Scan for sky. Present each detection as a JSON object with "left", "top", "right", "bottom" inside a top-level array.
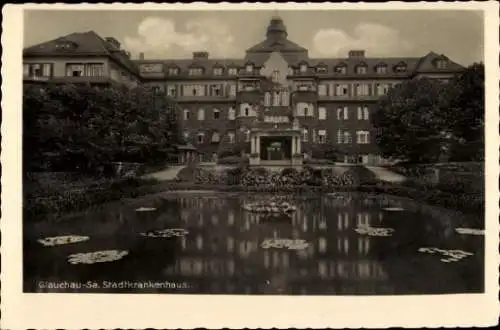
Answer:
[{"left": 23, "top": 9, "right": 484, "bottom": 65}]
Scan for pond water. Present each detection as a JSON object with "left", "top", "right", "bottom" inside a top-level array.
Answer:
[{"left": 24, "top": 192, "right": 484, "bottom": 295}]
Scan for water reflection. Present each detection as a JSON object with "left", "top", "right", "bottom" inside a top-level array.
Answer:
[{"left": 24, "top": 192, "right": 484, "bottom": 295}]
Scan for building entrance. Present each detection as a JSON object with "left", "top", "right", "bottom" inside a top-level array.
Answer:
[{"left": 260, "top": 136, "right": 292, "bottom": 161}]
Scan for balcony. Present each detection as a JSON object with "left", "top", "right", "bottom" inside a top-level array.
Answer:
[
  {"left": 317, "top": 94, "right": 380, "bottom": 102},
  {"left": 175, "top": 94, "right": 237, "bottom": 103}
]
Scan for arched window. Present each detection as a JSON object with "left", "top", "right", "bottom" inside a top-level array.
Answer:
[
  {"left": 197, "top": 132, "right": 205, "bottom": 144},
  {"left": 264, "top": 92, "right": 271, "bottom": 106},
  {"left": 273, "top": 91, "right": 280, "bottom": 106},
  {"left": 281, "top": 89, "right": 289, "bottom": 106},
  {"left": 213, "top": 108, "right": 220, "bottom": 120}
]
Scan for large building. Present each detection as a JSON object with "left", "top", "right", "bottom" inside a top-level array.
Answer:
[{"left": 23, "top": 16, "right": 464, "bottom": 165}]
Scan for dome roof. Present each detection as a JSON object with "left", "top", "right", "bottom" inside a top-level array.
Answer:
[{"left": 266, "top": 16, "right": 287, "bottom": 39}]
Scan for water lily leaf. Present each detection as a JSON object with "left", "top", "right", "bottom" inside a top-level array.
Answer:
[
  {"left": 455, "top": 227, "right": 484, "bottom": 236},
  {"left": 355, "top": 226, "right": 394, "bottom": 237},
  {"left": 261, "top": 238, "right": 310, "bottom": 250},
  {"left": 68, "top": 250, "right": 128, "bottom": 264},
  {"left": 135, "top": 207, "right": 157, "bottom": 212},
  {"left": 382, "top": 207, "right": 404, "bottom": 211},
  {"left": 418, "top": 247, "right": 473, "bottom": 263},
  {"left": 38, "top": 235, "right": 90, "bottom": 247},
  {"left": 140, "top": 228, "right": 189, "bottom": 238}
]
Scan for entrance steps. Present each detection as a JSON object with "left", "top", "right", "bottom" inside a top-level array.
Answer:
[{"left": 365, "top": 166, "right": 407, "bottom": 183}]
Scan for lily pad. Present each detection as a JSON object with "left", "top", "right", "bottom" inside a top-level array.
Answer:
[
  {"left": 135, "top": 207, "right": 157, "bottom": 212},
  {"left": 261, "top": 238, "right": 310, "bottom": 250},
  {"left": 140, "top": 228, "right": 189, "bottom": 238},
  {"left": 455, "top": 227, "right": 485, "bottom": 236},
  {"left": 38, "top": 235, "right": 90, "bottom": 247},
  {"left": 68, "top": 250, "right": 129, "bottom": 264},
  {"left": 382, "top": 207, "right": 404, "bottom": 211},
  {"left": 418, "top": 247, "right": 473, "bottom": 263},
  {"left": 355, "top": 226, "right": 394, "bottom": 237}
]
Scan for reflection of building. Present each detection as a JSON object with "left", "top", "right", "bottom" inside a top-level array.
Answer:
[
  {"left": 162, "top": 194, "right": 392, "bottom": 294},
  {"left": 23, "top": 16, "right": 464, "bottom": 165}
]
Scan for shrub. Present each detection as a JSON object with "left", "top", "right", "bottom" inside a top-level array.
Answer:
[
  {"left": 343, "top": 166, "right": 378, "bottom": 185},
  {"left": 218, "top": 155, "right": 249, "bottom": 165}
]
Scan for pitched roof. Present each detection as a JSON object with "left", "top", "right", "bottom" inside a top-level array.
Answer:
[
  {"left": 23, "top": 31, "right": 139, "bottom": 76},
  {"left": 245, "top": 38, "right": 308, "bottom": 54},
  {"left": 414, "top": 51, "right": 464, "bottom": 73}
]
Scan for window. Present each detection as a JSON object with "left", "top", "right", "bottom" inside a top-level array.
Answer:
[
  {"left": 302, "top": 128, "right": 309, "bottom": 142},
  {"left": 318, "top": 84, "right": 328, "bottom": 96},
  {"left": 281, "top": 89, "right": 289, "bottom": 106},
  {"left": 212, "top": 132, "right": 220, "bottom": 143},
  {"left": 300, "top": 64, "right": 307, "bottom": 73},
  {"left": 167, "top": 85, "right": 177, "bottom": 97},
  {"left": 85, "top": 63, "right": 104, "bottom": 76},
  {"left": 228, "top": 107, "right": 236, "bottom": 120},
  {"left": 228, "top": 132, "right": 235, "bottom": 144},
  {"left": 183, "top": 109, "right": 190, "bottom": 120},
  {"left": 355, "top": 83, "right": 370, "bottom": 96},
  {"left": 189, "top": 68, "right": 203, "bottom": 76},
  {"left": 244, "top": 129, "right": 251, "bottom": 142},
  {"left": 183, "top": 84, "right": 205, "bottom": 97},
  {"left": 272, "top": 70, "right": 280, "bottom": 82},
  {"left": 210, "top": 84, "right": 222, "bottom": 96},
  {"left": 357, "top": 106, "right": 369, "bottom": 120},
  {"left": 318, "top": 130, "right": 327, "bottom": 144},
  {"left": 436, "top": 59, "right": 448, "bottom": 69},
  {"left": 318, "top": 107, "right": 326, "bottom": 120},
  {"left": 316, "top": 66, "right": 328, "bottom": 74},
  {"left": 273, "top": 91, "right": 280, "bottom": 106},
  {"left": 245, "top": 64, "right": 253, "bottom": 73},
  {"left": 264, "top": 92, "right": 271, "bottom": 106},
  {"left": 168, "top": 67, "right": 179, "bottom": 75},
  {"left": 335, "top": 65, "right": 347, "bottom": 74},
  {"left": 336, "top": 106, "right": 348, "bottom": 120},
  {"left": 66, "top": 64, "right": 84, "bottom": 77},
  {"left": 356, "top": 131, "right": 370, "bottom": 144},
  {"left": 213, "top": 67, "right": 224, "bottom": 76},
  {"left": 356, "top": 66, "right": 367, "bottom": 74},
  {"left": 244, "top": 107, "right": 250, "bottom": 117},
  {"left": 337, "top": 130, "right": 352, "bottom": 144},
  {"left": 376, "top": 65, "right": 387, "bottom": 74},
  {"left": 335, "top": 84, "right": 349, "bottom": 96},
  {"left": 375, "top": 83, "right": 390, "bottom": 96},
  {"left": 197, "top": 132, "right": 205, "bottom": 144},
  {"left": 183, "top": 131, "right": 190, "bottom": 140},
  {"left": 197, "top": 108, "right": 205, "bottom": 121},
  {"left": 344, "top": 131, "right": 352, "bottom": 143},
  {"left": 228, "top": 84, "right": 237, "bottom": 96},
  {"left": 228, "top": 68, "right": 238, "bottom": 75},
  {"left": 394, "top": 64, "right": 407, "bottom": 73},
  {"left": 213, "top": 108, "right": 220, "bottom": 120},
  {"left": 151, "top": 86, "right": 160, "bottom": 94}
]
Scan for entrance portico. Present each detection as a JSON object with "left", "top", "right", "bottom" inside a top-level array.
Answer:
[{"left": 249, "top": 127, "right": 303, "bottom": 166}]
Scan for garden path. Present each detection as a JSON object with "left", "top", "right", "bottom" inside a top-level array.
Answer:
[
  {"left": 365, "top": 166, "right": 407, "bottom": 183},
  {"left": 142, "top": 165, "right": 186, "bottom": 181}
]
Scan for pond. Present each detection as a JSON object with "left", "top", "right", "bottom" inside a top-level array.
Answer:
[{"left": 23, "top": 191, "right": 484, "bottom": 295}]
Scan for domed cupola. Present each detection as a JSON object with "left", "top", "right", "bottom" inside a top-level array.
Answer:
[{"left": 266, "top": 16, "right": 288, "bottom": 40}]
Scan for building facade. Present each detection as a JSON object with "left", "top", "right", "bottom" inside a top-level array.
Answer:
[{"left": 23, "top": 16, "right": 464, "bottom": 165}]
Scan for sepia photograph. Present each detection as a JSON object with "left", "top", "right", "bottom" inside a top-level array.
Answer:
[{"left": 2, "top": 2, "right": 499, "bottom": 329}]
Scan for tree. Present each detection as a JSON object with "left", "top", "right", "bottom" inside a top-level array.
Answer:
[
  {"left": 440, "top": 63, "right": 484, "bottom": 161},
  {"left": 372, "top": 78, "right": 449, "bottom": 163},
  {"left": 23, "top": 83, "right": 182, "bottom": 174}
]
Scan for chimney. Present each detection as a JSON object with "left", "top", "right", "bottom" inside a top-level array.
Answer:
[
  {"left": 105, "top": 37, "right": 121, "bottom": 49},
  {"left": 139, "top": 52, "right": 145, "bottom": 60},
  {"left": 193, "top": 51, "right": 209, "bottom": 60},
  {"left": 348, "top": 50, "right": 365, "bottom": 58}
]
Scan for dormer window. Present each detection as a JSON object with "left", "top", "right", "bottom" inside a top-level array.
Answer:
[
  {"left": 189, "top": 67, "right": 204, "bottom": 76},
  {"left": 334, "top": 65, "right": 347, "bottom": 74},
  {"left": 375, "top": 64, "right": 387, "bottom": 74},
  {"left": 168, "top": 67, "right": 179, "bottom": 76},
  {"left": 355, "top": 65, "right": 367, "bottom": 74},
  {"left": 213, "top": 67, "right": 224, "bottom": 76},
  {"left": 316, "top": 66, "right": 328, "bottom": 74},
  {"left": 299, "top": 64, "right": 308, "bottom": 73},
  {"left": 436, "top": 59, "right": 448, "bottom": 69},
  {"left": 245, "top": 64, "right": 254, "bottom": 73},
  {"left": 394, "top": 63, "right": 407, "bottom": 73},
  {"left": 55, "top": 41, "right": 76, "bottom": 51},
  {"left": 228, "top": 67, "right": 238, "bottom": 75}
]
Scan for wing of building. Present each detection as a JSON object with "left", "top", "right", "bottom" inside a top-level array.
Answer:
[{"left": 23, "top": 16, "right": 464, "bottom": 166}]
